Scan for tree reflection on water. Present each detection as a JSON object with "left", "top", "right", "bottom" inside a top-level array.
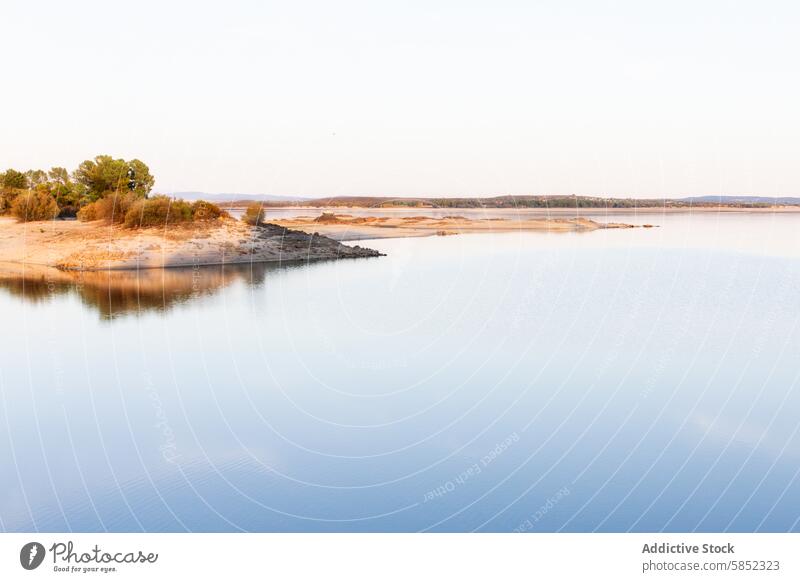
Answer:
[{"left": 0, "top": 261, "right": 297, "bottom": 319}]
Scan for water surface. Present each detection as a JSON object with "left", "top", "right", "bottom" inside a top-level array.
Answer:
[{"left": 1, "top": 211, "right": 799, "bottom": 532}]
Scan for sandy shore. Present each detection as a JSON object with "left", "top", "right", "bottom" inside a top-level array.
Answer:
[
  {"left": 0, "top": 210, "right": 645, "bottom": 270},
  {"left": 0, "top": 217, "right": 382, "bottom": 271},
  {"left": 271, "top": 213, "right": 646, "bottom": 241}
]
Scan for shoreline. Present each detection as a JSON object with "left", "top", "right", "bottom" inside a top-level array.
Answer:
[
  {"left": 0, "top": 217, "right": 382, "bottom": 271},
  {"left": 270, "top": 213, "right": 646, "bottom": 241},
  {"left": 3, "top": 203, "right": 793, "bottom": 270},
  {"left": 0, "top": 212, "right": 645, "bottom": 271},
  {"left": 253, "top": 205, "right": 800, "bottom": 215}
]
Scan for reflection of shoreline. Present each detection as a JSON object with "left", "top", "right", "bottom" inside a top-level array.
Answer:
[{"left": 0, "top": 262, "right": 291, "bottom": 318}]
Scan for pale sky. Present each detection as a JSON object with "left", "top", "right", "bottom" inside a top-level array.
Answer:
[{"left": 2, "top": 1, "right": 799, "bottom": 198}]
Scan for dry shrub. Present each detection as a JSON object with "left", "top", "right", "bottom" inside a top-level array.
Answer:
[
  {"left": 191, "top": 200, "right": 228, "bottom": 220},
  {"left": 77, "top": 192, "right": 137, "bottom": 223},
  {"left": 78, "top": 195, "right": 229, "bottom": 228},
  {"left": 11, "top": 191, "right": 59, "bottom": 222},
  {"left": 123, "top": 196, "right": 193, "bottom": 228},
  {"left": 0, "top": 189, "right": 20, "bottom": 214},
  {"left": 76, "top": 203, "right": 98, "bottom": 221},
  {"left": 241, "top": 203, "right": 265, "bottom": 225}
]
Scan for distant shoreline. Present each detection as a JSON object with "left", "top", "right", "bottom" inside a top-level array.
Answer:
[
  {"left": 3, "top": 204, "right": 798, "bottom": 271},
  {"left": 270, "top": 213, "right": 647, "bottom": 241},
  {"left": 247, "top": 204, "right": 800, "bottom": 215}
]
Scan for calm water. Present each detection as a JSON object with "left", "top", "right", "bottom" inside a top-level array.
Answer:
[{"left": 1, "top": 211, "right": 799, "bottom": 532}]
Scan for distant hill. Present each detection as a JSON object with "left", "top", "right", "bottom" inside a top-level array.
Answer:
[
  {"left": 170, "top": 192, "right": 310, "bottom": 203},
  {"left": 681, "top": 195, "right": 800, "bottom": 205},
  {"left": 167, "top": 193, "right": 800, "bottom": 208},
  {"left": 288, "top": 194, "right": 800, "bottom": 208},
  {"left": 259, "top": 195, "right": 675, "bottom": 209}
]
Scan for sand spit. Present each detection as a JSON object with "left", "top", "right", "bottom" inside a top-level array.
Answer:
[
  {"left": 272, "top": 213, "right": 644, "bottom": 241},
  {"left": 0, "top": 217, "right": 383, "bottom": 271}
]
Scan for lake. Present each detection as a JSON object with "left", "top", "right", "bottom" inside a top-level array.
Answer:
[{"left": 1, "top": 210, "right": 799, "bottom": 532}]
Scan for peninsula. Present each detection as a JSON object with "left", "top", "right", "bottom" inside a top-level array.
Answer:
[
  {"left": 0, "top": 155, "right": 650, "bottom": 271},
  {"left": 0, "top": 216, "right": 382, "bottom": 270},
  {"left": 0, "top": 156, "right": 382, "bottom": 271}
]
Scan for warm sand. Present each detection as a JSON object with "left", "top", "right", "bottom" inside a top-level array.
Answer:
[
  {"left": 271, "top": 213, "right": 645, "bottom": 241},
  {"left": 0, "top": 217, "right": 382, "bottom": 271},
  {"left": 0, "top": 210, "right": 645, "bottom": 271}
]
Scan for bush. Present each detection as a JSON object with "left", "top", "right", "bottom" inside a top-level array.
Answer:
[
  {"left": 77, "top": 195, "right": 229, "bottom": 228},
  {"left": 242, "top": 203, "right": 265, "bottom": 225},
  {"left": 76, "top": 203, "right": 98, "bottom": 221},
  {"left": 11, "top": 191, "right": 59, "bottom": 222},
  {"left": 77, "top": 192, "right": 137, "bottom": 223},
  {"left": 123, "top": 196, "right": 193, "bottom": 228},
  {"left": 191, "top": 200, "right": 228, "bottom": 220},
  {"left": 0, "top": 188, "right": 20, "bottom": 215}
]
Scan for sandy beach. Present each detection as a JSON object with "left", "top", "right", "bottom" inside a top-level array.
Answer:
[
  {"left": 0, "top": 217, "right": 382, "bottom": 270},
  {"left": 0, "top": 211, "right": 644, "bottom": 270}
]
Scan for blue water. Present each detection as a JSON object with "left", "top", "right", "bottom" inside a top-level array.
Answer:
[{"left": 1, "top": 211, "right": 799, "bottom": 532}]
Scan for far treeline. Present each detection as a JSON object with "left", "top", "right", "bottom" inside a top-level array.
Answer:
[
  {"left": 0, "top": 155, "right": 257, "bottom": 228},
  {"left": 258, "top": 195, "right": 783, "bottom": 209}
]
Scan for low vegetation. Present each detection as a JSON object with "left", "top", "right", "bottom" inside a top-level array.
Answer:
[
  {"left": 77, "top": 192, "right": 137, "bottom": 223},
  {"left": 76, "top": 195, "right": 229, "bottom": 228},
  {"left": 10, "top": 190, "right": 59, "bottom": 222},
  {"left": 190, "top": 200, "right": 226, "bottom": 221},
  {"left": 241, "top": 203, "right": 265, "bottom": 225},
  {"left": 2, "top": 155, "right": 227, "bottom": 228},
  {"left": 1, "top": 155, "right": 155, "bottom": 222}
]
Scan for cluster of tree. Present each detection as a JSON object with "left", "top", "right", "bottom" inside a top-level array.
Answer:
[
  {"left": 260, "top": 195, "right": 684, "bottom": 209},
  {"left": 429, "top": 196, "right": 673, "bottom": 209},
  {"left": 0, "top": 155, "right": 155, "bottom": 221}
]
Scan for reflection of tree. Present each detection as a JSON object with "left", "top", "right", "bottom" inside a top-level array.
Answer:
[{"left": 0, "top": 261, "right": 292, "bottom": 319}]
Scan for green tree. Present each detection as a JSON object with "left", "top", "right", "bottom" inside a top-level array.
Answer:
[
  {"left": 73, "top": 155, "right": 154, "bottom": 200},
  {"left": 48, "top": 166, "right": 70, "bottom": 186},
  {"left": 126, "top": 159, "right": 155, "bottom": 197},
  {"left": 25, "top": 169, "right": 48, "bottom": 187},
  {"left": 1, "top": 168, "right": 28, "bottom": 189}
]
